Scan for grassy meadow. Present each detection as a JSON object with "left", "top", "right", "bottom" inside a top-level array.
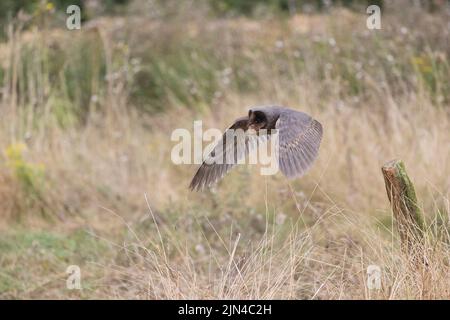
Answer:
[{"left": 0, "top": 0, "right": 449, "bottom": 299}]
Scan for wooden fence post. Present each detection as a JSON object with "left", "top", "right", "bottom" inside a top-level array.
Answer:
[{"left": 381, "top": 160, "right": 425, "bottom": 253}]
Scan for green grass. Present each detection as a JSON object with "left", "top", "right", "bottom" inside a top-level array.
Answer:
[{"left": 0, "top": 229, "right": 110, "bottom": 297}]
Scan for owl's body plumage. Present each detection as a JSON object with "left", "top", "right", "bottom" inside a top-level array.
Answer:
[{"left": 189, "top": 106, "right": 323, "bottom": 191}]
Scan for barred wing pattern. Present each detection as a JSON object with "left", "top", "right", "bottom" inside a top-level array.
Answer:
[
  {"left": 189, "top": 117, "right": 257, "bottom": 191},
  {"left": 275, "top": 110, "right": 323, "bottom": 178}
]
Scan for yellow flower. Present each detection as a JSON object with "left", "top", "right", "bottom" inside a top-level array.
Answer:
[
  {"left": 4, "top": 143, "right": 27, "bottom": 161},
  {"left": 46, "top": 2, "right": 54, "bottom": 11},
  {"left": 4, "top": 142, "right": 44, "bottom": 170},
  {"left": 411, "top": 56, "right": 432, "bottom": 74}
]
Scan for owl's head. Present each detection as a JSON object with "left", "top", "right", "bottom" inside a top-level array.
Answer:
[
  {"left": 248, "top": 109, "right": 267, "bottom": 131},
  {"left": 248, "top": 106, "right": 281, "bottom": 131}
]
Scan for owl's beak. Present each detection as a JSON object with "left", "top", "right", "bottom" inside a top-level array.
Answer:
[
  {"left": 247, "top": 109, "right": 265, "bottom": 132},
  {"left": 248, "top": 121, "right": 265, "bottom": 132}
]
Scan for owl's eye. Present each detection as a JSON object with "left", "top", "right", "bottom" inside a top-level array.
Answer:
[{"left": 253, "top": 112, "right": 265, "bottom": 123}]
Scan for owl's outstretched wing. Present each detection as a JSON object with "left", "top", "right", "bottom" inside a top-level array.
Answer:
[
  {"left": 189, "top": 117, "right": 256, "bottom": 191},
  {"left": 276, "top": 110, "right": 323, "bottom": 178}
]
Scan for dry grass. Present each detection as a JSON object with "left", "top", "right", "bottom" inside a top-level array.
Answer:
[{"left": 0, "top": 1, "right": 449, "bottom": 299}]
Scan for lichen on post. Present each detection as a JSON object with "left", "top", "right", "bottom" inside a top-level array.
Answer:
[{"left": 381, "top": 159, "right": 425, "bottom": 253}]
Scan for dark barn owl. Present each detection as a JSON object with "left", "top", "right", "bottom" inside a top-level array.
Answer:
[{"left": 189, "top": 106, "right": 323, "bottom": 191}]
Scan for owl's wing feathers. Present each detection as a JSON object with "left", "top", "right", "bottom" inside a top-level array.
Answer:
[
  {"left": 275, "top": 110, "right": 323, "bottom": 179},
  {"left": 189, "top": 109, "right": 323, "bottom": 191},
  {"left": 189, "top": 117, "right": 257, "bottom": 191}
]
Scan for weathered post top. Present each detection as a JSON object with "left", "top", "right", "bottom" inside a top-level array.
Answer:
[{"left": 381, "top": 159, "right": 425, "bottom": 252}]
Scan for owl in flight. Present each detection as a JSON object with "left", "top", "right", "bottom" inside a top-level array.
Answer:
[{"left": 189, "top": 106, "right": 323, "bottom": 191}]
